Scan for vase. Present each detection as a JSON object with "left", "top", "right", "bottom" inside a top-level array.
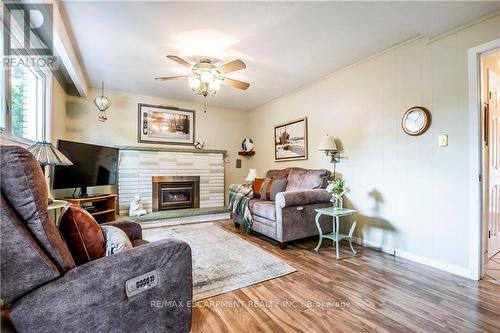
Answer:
[{"left": 331, "top": 194, "right": 343, "bottom": 210}]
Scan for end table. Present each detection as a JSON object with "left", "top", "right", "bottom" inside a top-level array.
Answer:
[
  {"left": 48, "top": 199, "right": 68, "bottom": 225},
  {"left": 314, "top": 207, "right": 357, "bottom": 259}
]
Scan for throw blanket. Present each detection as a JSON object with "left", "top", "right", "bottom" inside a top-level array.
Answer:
[{"left": 228, "top": 184, "right": 253, "bottom": 232}]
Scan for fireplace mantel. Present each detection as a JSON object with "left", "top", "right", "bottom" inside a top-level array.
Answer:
[{"left": 118, "top": 146, "right": 226, "bottom": 155}]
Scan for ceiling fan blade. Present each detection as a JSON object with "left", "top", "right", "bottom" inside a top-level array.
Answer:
[
  {"left": 166, "top": 55, "right": 193, "bottom": 68},
  {"left": 217, "top": 59, "right": 246, "bottom": 74},
  {"left": 222, "top": 77, "right": 250, "bottom": 90},
  {"left": 155, "top": 75, "right": 188, "bottom": 81}
]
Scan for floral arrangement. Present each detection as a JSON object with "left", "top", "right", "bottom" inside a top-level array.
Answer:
[{"left": 326, "top": 178, "right": 349, "bottom": 209}]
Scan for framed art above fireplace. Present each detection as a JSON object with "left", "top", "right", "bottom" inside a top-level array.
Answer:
[{"left": 138, "top": 104, "right": 195, "bottom": 145}]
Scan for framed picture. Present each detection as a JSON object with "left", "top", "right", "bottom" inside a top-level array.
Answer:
[
  {"left": 138, "top": 104, "right": 195, "bottom": 145},
  {"left": 274, "top": 117, "right": 308, "bottom": 161}
]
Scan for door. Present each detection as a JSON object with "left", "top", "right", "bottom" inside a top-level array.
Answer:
[{"left": 487, "top": 69, "right": 500, "bottom": 258}]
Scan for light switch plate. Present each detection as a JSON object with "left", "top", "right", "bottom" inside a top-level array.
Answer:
[{"left": 439, "top": 134, "right": 448, "bottom": 147}]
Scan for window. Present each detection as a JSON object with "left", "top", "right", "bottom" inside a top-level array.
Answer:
[
  {"left": 1, "top": 23, "right": 5, "bottom": 131},
  {"left": 1, "top": 5, "right": 50, "bottom": 143},
  {"left": 10, "top": 63, "right": 45, "bottom": 142}
]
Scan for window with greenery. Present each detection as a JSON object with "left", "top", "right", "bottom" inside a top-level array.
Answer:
[
  {"left": 10, "top": 65, "right": 44, "bottom": 142},
  {"left": 2, "top": 8, "right": 49, "bottom": 143}
]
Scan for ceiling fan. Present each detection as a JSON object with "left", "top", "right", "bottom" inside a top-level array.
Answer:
[{"left": 155, "top": 55, "right": 250, "bottom": 99}]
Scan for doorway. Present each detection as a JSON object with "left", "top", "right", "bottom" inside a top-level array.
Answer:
[{"left": 481, "top": 50, "right": 500, "bottom": 283}]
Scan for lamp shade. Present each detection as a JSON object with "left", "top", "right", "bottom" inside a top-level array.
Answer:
[
  {"left": 245, "top": 168, "right": 259, "bottom": 182},
  {"left": 317, "top": 135, "right": 337, "bottom": 152},
  {"left": 27, "top": 141, "right": 73, "bottom": 166}
]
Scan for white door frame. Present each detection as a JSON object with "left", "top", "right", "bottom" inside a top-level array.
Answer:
[{"left": 468, "top": 38, "right": 500, "bottom": 280}]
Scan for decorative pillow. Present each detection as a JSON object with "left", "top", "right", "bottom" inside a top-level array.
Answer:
[
  {"left": 260, "top": 178, "right": 288, "bottom": 201},
  {"left": 101, "top": 226, "right": 133, "bottom": 256},
  {"left": 59, "top": 204, "right": 106, "bottom": 266},
  {"left": 252, "top": 178, "right": 266, "bottom": 198}
]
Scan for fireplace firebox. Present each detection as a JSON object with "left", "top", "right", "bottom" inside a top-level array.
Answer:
[{"left": 152, "top": 176, "right": 200, "bottom": 211}]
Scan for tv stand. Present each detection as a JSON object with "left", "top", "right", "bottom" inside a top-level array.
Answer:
[
  {"left": 63, "top": 194, "right": 117, "bottom": 224},
  {"left": 69, "top": 193, "right": 105, "bottom": 199}
]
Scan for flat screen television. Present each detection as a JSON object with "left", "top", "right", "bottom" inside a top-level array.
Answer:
[{"left": 53, "top": 140, "right": 119, "bottom": 197}]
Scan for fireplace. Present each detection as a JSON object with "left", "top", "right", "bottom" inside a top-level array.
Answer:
[{"left": 152, "top": 176, "right": 200, "bottom": 211}]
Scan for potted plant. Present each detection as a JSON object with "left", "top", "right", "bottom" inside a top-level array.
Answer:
[{"left": 326, "top": 178, "right": 349, "bottom": 210}]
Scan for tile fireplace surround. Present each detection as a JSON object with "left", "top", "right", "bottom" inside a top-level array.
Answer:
[{"left": 118, "top": 148, "right": 225, "bottom": 215}]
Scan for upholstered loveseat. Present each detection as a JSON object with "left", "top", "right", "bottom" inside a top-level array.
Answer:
[
  {"left": 233, "top": 167, "right": 334, "bottom": 248},
  {"left": 0, "top": 146, "right": 192, "bottom": 332}
]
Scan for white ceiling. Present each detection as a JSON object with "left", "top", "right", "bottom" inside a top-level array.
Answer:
[{"left": 61, "top": 1, "right": 499, "bottom": 111}]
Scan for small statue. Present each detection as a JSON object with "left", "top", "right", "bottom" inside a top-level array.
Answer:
[
  {"left": 129, "top": 194, "right": 147, "bottom": 216},
  {"left": 194, "top": 141, "right": 205, "bottom": 149}
]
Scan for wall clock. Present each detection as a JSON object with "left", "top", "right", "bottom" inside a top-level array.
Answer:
[{"left": 401, "top": 106, "right": 431, "bottom": 136}]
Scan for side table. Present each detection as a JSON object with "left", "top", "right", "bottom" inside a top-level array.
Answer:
[
  {"left": 48, "top": 199, "right": 68, "bottom": 225},
  {"left": 314, "top": 207, "right": 357, "bottom": 259}
]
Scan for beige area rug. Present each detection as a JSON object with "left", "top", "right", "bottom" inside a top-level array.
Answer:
[{"left": 143, "top": 223, "right": 296, "bottom": 301}]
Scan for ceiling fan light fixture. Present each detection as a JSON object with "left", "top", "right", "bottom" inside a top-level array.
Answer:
[
  {"left": 158, "top": 55, "right": 250, "bottom": 104},
  {"left": 188, "top": 77, "right": 201, "bottom": 89},
  {"left": 209, "top": 79, "right": 221, "bottom": 91},
  {"left": 200, "top": 71, "right": 214, "bottom": 83}
]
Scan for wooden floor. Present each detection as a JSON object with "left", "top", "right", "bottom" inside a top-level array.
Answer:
[{"left": 191, "top": 220, "right": 500, "bottom": 333}]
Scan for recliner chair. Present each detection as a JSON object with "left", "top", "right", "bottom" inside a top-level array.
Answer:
[{"left": 0, "top": 146, "right": 193, "bottom": 332}]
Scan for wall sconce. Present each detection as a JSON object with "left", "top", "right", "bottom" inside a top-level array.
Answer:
[
  {"left": 318, "top": 134, "right": 341, "bottom": 178},
  {"left": 318, "top": 135, "right": 340, "bottom": 162}
]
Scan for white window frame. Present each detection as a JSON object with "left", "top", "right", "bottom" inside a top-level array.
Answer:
[{"left": 1, "top": 5, "right": 52, "bottom": 146}]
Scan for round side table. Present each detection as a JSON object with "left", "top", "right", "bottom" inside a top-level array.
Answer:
[{"left": 48, "top": 199, "right": 68, "bottom": 225}]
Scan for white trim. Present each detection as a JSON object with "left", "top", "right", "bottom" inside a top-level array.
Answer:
[
  {"left": 0, "top": 132, "right": 31, "bottom": 148},
  {"left": 45, "top": 73, "right": 53, "bottom": 142},
  {"left": 352, "top": 237, "right": 472, "bottom": 279},
  {"left": 468, "top": 38, "right": 500, "bottom": 281}
]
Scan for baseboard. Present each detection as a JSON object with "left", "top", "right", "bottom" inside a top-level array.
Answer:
[{"left": 352, "top": 237, "right": 473, "bottom": 279}]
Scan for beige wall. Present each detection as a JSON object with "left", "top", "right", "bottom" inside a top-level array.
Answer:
[
  {"left": 51, "top": 77, "right": 67, "bottom": 145},
  {"left": 52, "top": 88, "right": 251, "bottom": 200},
  {"left": 247, "top": 15, "right": 500, "bottom": 275}
]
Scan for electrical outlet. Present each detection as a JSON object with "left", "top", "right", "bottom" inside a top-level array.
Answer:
[{"left": 439, "top": 134, "right": 448, "bottom": 147}]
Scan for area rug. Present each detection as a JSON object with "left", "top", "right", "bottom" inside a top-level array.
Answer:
[{"left": 143, "top": 223, "right": 296, "bottom": 301}]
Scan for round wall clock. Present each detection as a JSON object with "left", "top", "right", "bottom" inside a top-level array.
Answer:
[
  {"left": 241, "top": 138, "right": 254, "bottom": 152},
  {"left": 401, "top": 106, "right": 431, "bottom": 136}
]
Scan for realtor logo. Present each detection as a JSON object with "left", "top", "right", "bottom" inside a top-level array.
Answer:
[{"left": 3, "top": 2, "right": 58, "bottom": 68}]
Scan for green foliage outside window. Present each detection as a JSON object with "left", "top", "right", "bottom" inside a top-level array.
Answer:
[{"left": 11, "top": 66, "right": 24, "bottom": 137}]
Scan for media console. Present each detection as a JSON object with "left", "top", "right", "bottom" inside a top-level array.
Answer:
[{"left": 63, "top": 194, "right": 117, "bottom": 223}]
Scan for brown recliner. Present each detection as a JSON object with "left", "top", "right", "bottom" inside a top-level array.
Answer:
[{"left": 0, "top": 146, "right": 192, "bottom": 333}]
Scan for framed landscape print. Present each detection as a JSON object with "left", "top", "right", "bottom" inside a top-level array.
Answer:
[
  {"left": 138, "top": 104, "right": 195, "bottom": 145},
  {"left": 274, "top": 117, "right": 308, "bottom": 161}
]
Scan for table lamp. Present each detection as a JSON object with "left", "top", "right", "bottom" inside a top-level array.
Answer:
[
  {"left": 27, "top": 141, "right": 73, "bottom": 204},
  {"left": 245, "top": 168, "right": 259, "bottom": 183}
]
